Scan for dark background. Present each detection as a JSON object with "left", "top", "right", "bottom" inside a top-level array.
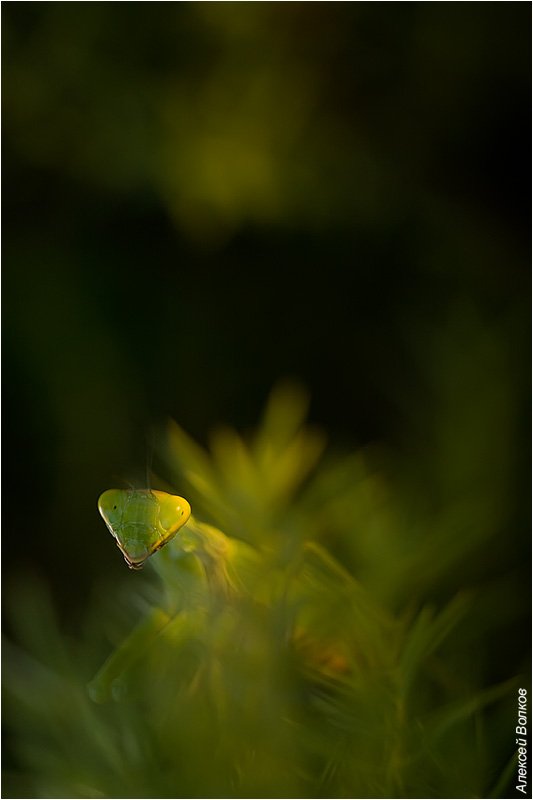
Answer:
[{"left": 2, "top": 3, "right": 530, "bottom": 626}]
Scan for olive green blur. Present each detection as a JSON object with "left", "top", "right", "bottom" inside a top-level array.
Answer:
[{"left": 2, "top": 4, "right": 530, "bottom": 799}]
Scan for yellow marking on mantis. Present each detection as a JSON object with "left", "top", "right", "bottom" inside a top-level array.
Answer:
[{"left": 98, "top": 489, "right": 191, "bottom": 570}]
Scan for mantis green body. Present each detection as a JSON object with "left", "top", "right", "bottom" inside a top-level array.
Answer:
[
  {"left": 92, "top": 488, "right": 262, "bottom": 701},
  {"left": 93, "top": 485, "right": 361, "bottom": 704}
]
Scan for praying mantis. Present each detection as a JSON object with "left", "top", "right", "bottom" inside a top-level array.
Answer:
[
  {"left": 92, "top": 486, "right": 375, "bottom": 703},
  {"left": 97, "top": 487, "right": 258, "bottom": 596},
  {"left": 91, "top": 488, "right": 268, "bottom": 701}
]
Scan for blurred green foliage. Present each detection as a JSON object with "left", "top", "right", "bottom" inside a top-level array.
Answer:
[
  {"left": 2, "top": 3, "right": 530, "bottom": 799},
  {"left": 3, "top": 385, "right": 529, "bottom": 798}
]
